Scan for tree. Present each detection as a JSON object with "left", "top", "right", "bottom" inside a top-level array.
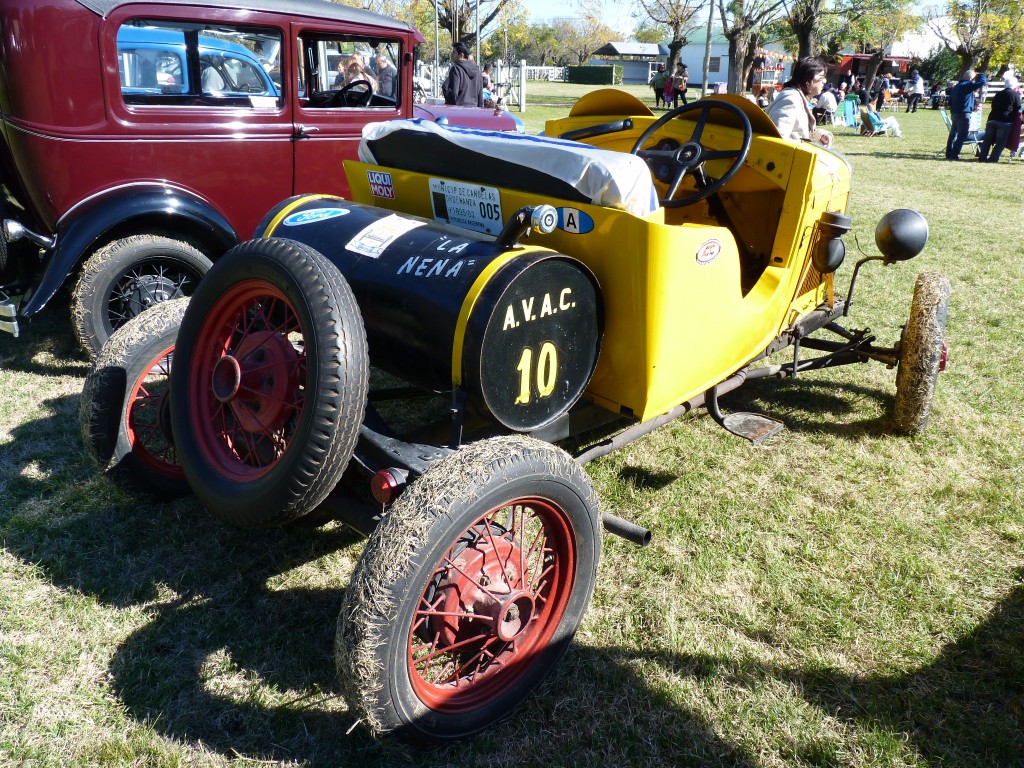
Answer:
[
  {"left": 717, "top": 0, "right": 787, "bottom": 93},
  {"left": 558, "top": 15, "right": 618, "bottom": 65},
  {"left": 634, "top": 22, "right": 670, "bottom": 43},
  {"left": 520, "top": 22, "right": 563, "bottom": 65},
  {"left": 927, "top": 0, "right": 1024, "bottom": 74},
  {"left": 846, "top": 0, "right": 920, "bottom": 89},
  {"left": 636, "top": 0, "right": 707, "bottom": 70}
]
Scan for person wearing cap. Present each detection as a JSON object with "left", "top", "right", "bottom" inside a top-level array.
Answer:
[
  {"left": 442, "top": 41, "right": 483, "bottom": 107},
  {"left": 905, "top": 70, "right": 925, "bottom": 112},
  {"left": 978, "top": 74, "right": 1023, "bottom": 162},
  {"left": 945, "top": 69, "right": 988, "bottom": 159}
]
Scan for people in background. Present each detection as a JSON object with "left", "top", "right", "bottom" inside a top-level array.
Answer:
[
  {"left": 813, "top": 85, "right": 837, "bottom": 124},
  {"left": 650, "top": 64, "right": 668, "bottom": 110},
  {"left": 978, "top": 74, "right": 1022, "bottom": 162},
  {"left": 442, "top": 41, "right": 483, "bottom": 107},
  {"left": 344, "top": 54, "right": 377, "bottom": 91},
  {"left": 371, "top": 51, "right": 397, "bottom": 98},
  {"left": 905, "top": 70, "right": 925, "bottom": 112},
  {"left": 875, "top": 74, "right": 890, "bottom": 111},
  {"left": 945, "top": 69, "right": 987, "bottom": 160},
  {"left": 854, "top": 77, "right": 870, "bottom": 108},
  {"left": 765, "top": 57, "right": 834, "bottom": 148},
  {"left": 756, "top": 85, "right": 772, "bottom": 108},
  {"left": 670, "top": 62, "right": 689, "bottom": 108}
]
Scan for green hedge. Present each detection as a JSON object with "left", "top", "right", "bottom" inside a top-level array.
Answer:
[{"left": 566, "top": 65, "right": 622, "bottom": 85}]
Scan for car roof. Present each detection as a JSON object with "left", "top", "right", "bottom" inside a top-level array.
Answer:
[{"left": 74, "top": 0, "right": 414, "bottom": 33}]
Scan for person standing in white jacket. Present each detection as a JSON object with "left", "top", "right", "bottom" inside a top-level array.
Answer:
[{"left": 765, "top": 57, "right": 834, "bottom": 148}]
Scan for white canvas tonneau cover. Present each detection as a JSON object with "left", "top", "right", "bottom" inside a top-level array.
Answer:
[{"left": 359, "top": 119, "right": 659, "bottom": 217}]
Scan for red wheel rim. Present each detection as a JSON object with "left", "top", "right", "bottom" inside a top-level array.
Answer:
[
  {"left": 188, "top": 280, "right": 306, "bottom": 481},
  {"left": 407, "top": 497, "right": 576, "bottom": 712},
  {"left": 126, "top": 343, "right": 184, "bottom": 480}
]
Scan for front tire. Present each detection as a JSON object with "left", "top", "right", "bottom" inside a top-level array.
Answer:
[
  {"left": 72, "top": 235, "right": 212, "bottom": 358},
  {"left": 80, "top": 298, "right": 190, "bottom": 498},
  {"left": 169, "top": 238, "right": 368, "bottom": 527},
  {"left": 337, "top": 435, "right": 602, "bottom": 742},
  {"left": 893, "top": 271, "right": 950, "bottom": 435}
]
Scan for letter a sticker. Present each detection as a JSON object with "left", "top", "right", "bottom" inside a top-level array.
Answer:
[{"left": 556, "top": 208, "right": 593, "bottom": 235}]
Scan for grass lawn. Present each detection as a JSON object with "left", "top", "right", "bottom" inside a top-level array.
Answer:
[{"left": 1, "top": 86, "right": 1022, "bottom": 768}]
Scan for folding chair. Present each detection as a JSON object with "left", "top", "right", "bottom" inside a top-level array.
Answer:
[
  {"left": 860, "top": 109, "right": 890, "bottom": 137},
  {"left": 842, "top": 97, "right": 859, "bottom": 131},
  {"left": 938, "top": 109, "right": 982, "bottom": 156}
]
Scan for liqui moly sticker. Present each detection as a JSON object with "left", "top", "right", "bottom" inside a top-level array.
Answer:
[
  {"left": 696, "top": 238, "right": 722, "bottom": 266},
  {"left": 367, "top": 170, "right": 395, "bottom": 199}
]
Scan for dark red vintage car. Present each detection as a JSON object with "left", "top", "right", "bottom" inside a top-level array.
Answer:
[{"left": 0, "top": 0, "right": 520, "bottom": 355}]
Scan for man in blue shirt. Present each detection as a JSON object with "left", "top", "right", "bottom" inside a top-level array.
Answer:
[{"left": 945, "top": 69, "right": 988, "bottom": 159}]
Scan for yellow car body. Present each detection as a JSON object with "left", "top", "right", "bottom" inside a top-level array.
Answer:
[{"left": 343, "top": 89, "right": 851, "bottom": 422}]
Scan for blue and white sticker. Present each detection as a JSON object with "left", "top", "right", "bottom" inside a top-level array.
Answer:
[
  {"left": 556, "top": 208, "right": 594, "bottom": 235},
  {"left": 282, "top": 207, "right": 349, "bottom": 226},
  {"left": 367, "top": 170, "right": 395, "bottom": 199}
]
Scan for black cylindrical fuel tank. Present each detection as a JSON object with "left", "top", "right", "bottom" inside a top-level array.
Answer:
[{"left": 256, "top": 195, "right": 602, "bottom": 432}]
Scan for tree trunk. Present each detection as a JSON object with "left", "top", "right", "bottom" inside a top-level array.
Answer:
[
  {"left": 725, "top": 32, "right": 750, "bottom": 93},
  {"left": 667, "top": 38, "right": 683, "bottom": 71},
  {"left": 790, "top": 10, "right": 815, "bottom": 60}
]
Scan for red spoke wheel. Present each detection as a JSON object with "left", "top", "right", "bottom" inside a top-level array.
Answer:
[
  {"left": 337, "top": 436, "right": 601, "bottom": 742},
  {"left": 893, "top": 271, "right": 950, "bottom": 435},
  {"left": 170, "top": 238, "right": 367, "bottom": 527},
  {"left": 80, "top": 298, "right": 190, "bottom": 498}
]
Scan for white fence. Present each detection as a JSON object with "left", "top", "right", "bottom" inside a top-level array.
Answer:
[
  {"left": 414, "top": 60, "right": 527, "bottom": 112},
  {"left": 524, "top": 66, "right": 567, "bottom": 82}
]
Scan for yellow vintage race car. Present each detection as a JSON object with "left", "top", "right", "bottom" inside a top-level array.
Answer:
[{"left": 80, "top": 90, "right": 949, "bottom": 742}]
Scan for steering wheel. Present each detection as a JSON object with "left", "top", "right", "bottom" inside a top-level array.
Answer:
[
  {"left": 631, "top": 99, "right": 752, "bottom": 208},
  {"left": 324, "top": 79, "right": 374, "bottom": 108}
]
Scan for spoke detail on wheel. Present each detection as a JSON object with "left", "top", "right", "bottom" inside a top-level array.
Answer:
[
  {"left": 125, "top": 346, "right": 180, "bottom": 474},
  {"left": 407, "top": 498, "right": 575, "bottom": 712},
  {"left": 190, "top": 281, "right": 306, "bottom": 480}
]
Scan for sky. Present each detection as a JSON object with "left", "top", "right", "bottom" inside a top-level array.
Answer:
[{"left": 518, "top": 0, "right": 637, "bottom": 37}]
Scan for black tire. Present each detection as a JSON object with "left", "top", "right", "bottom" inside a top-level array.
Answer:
[
  {"left": 80, "top": 298, "right": 190, "bottom": 498},
  {"left": 893, "top": 271, "right": 950, "bottom": 435},
  {"left": 337, "top": 435, "right": 602, "bottom": 742},
  {"left": 72, "top": 235, "right": 212, "bottom": 358},
  {"left": 169, "top": 237, "right": 368, "bottom": 527}
]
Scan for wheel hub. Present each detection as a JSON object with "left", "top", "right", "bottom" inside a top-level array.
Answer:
[
  {"left": 429, "top": 530, "right": 532, "bottom": 648},
  {"left": 124, "top": 274, "right": 179, "bottom": 319},
  {"left": 209, "top": 330, "right": 300, "bottom": 432}
]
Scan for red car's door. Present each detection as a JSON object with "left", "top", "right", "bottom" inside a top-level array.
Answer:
[
  {"left": 289, "top": 23, "right": 409, "bottom": 198},
  {"left": 102, "top": 6, "right": 294, "bottom": 241}
]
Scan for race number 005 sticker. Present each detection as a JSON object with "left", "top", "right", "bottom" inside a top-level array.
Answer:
[
  {"left": 696, "top": 238, "right": 722, "bottom": 266},
  {"left": 429, "top": 179, "right": 503, "bottom": 235}
]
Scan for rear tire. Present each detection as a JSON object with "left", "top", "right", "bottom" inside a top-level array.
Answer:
[
  {"left": 72, "top": 235, "right": 212, "bottom": 358},
  {"left": 337, "top": 436, "right": 602, "bottom": 742},
  {"left": 169, "top": 238, "right": 368, "bottom": 527},
  {"left": 893, "top": 271, "right": 950, "bottom": 435},
  {"left": 80, "top": 298, "right": 190, "bottom": 498}
]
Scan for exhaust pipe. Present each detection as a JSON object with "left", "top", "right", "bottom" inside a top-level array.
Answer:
[{"left": 602, "top": 512, "right": 651, "bottom": 547}]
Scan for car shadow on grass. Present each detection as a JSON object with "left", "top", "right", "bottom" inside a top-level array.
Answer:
[{"left": 719, "top": 374, "right": 897, "bottom": 437}]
